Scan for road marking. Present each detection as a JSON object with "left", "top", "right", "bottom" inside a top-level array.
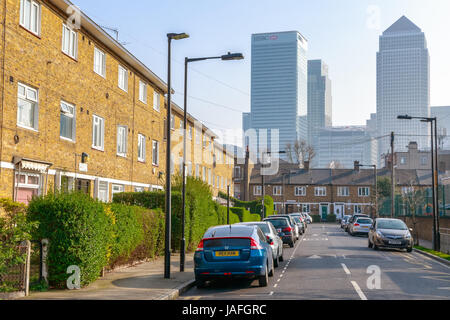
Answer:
[
  {"left": 437, "top": 287, "right": 450, "bottom": 290},
  {"left": 351, "top": 281, "right": 368, "bottom": 300},
  {"left": 269, "top": 291, "right": 274, "bottom": 296},
  {"left": 341, "top": 263, "right": 351, "bottom": 275},
  {"left": 274, "top": 284, "right": 278, "bottom": 288}
]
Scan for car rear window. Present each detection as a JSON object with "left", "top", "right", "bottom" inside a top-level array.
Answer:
[
  {"left": 265, "top": 219, "right": 288, "bottom": 228},
  {"left": 356, "top": 218, "right": 372, "bottom": 224},
  {"left": 203, "top": 238, "right": 251, "bottom": 248}
]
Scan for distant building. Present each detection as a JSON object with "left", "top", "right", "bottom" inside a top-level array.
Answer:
[
  {"left": 307, "top": 59, "right": 332, "bottom": 153},
  {"left": 431, "top": 106, "right": 450, "bottom": 150},
  {"left": 250, "top": 31, "right": 308, "bottom": 156},
  {"left": 317, "top": 126, "right": 377, "bottom": 169},
  {"left": 242, "top": 112, "right": 252, "bottom": 148},
  {"left": 377, "top": 16, "right": 430, "bottom": 159},
  {"left": 297, "top": 115, "right": 308, "bottom": 142}
]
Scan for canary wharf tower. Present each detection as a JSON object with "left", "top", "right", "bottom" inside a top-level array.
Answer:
[{"left": 377, "top": 16, "right": 430, "bottom": 158}]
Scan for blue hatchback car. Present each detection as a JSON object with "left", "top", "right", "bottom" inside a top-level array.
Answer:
[{"left": 194, "top": 225, "right": 274, "bottom": 288}]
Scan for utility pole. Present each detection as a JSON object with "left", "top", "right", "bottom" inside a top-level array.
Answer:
[
  {"left": 227, "top": 185, "right": 230, "bottom": 225},
  {"left": 433, "top": 119, "right": 441, "bottom": 252},
  {"left": 391, "top": 132, "right": 395, "bottom": 218}
]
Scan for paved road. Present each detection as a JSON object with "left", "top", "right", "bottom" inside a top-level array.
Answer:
[{"left": 180, "top": 223, "right": 450, "bottom": 300}]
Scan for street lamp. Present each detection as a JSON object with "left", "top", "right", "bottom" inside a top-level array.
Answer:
[
  {"left": 397, "top": 114, "right": 440, "bottom": 251},
  {"left": 180, "top": 51, "right": 244, "bottom": 272},
  {"left": 165, "top": 32, "right": 189, "bottom": 280},
  {"left": 356, "top": 164, "right": 378, "bottom": 219}
]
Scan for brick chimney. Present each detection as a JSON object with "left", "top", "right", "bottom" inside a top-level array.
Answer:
[
  {"left": 354, "top": 161, "right": 360, "bottom": 171},
  {"left": 304, "top": 161, "right": 310, "bottom": 171}
]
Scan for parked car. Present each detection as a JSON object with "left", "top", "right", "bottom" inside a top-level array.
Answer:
[
  {"left": 345, "top": 214, "right": 369, "bottom": 232},
  {"left": 237, "top": 222, "right": 284, "bottom": 267},
  {"left": 275, "top": 215, "right": 302, "bottom": 238},
  {"left": 194, "top": 225, "right": 275, "bottom": 288},
  {"left": 289, "top": 213, "right": 307, "bottom": 232},
  {"left": 368, "top": 218, "right": 414, "bottom": 253},
  {"left": 302, "top": 213, "right": 313, "bottom": 224},
  {"left": 264, "top": 217, "right": 296, "bottom": 248},
  {"left": 348, "top": 217, "right": 373, "bottom": 236},
  {"left": 341, "top": 215, "right": 352, "bottom": 229}
]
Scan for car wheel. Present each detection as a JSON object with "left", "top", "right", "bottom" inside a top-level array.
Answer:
[
  {"left": 279, "top": 250, "right": 284, "bottom": 262},
  {"left": 373, "top": 243, "right": 379, "bottom": 251},
  {"left": 259, "top": 265, "right": 269, "bottom": 287},
  {"left": 274, "top": 252, "right": 279, "bottom": 268},
  {"left": 407, "top": 247, "right": 413, "bottom": 253},
  {"left": 196, "top": 279, "right": 206, "bottom": 289},
  {"left": 269, "top": 260, "right": 275, "bottom": 277},
  {"left": 289, "top": 241, "right": 294, "bottom": 248}
]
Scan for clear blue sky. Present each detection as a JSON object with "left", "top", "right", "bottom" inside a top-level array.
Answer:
[{"left": 72, "top": 0, "right": 450, "bottom": 145}]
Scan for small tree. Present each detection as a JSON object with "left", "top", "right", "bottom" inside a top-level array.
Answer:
[
  {"left": 286, "top": 139, "right": 316, "bottom": 168},
  {"left": 401, "top": 181, "right": 425, "bottom": 246}
]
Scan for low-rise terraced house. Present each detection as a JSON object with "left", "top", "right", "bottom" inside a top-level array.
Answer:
[{"left": 0, "top": 0, "right": 235, "bottom": 204}]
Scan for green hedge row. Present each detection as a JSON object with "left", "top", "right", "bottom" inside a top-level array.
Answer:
[
  {"left": 231, "top": 195, "right": 275, "bottom": 219},
  {"left": 230, "top": 207, "right": 261, "bottom": 223}
]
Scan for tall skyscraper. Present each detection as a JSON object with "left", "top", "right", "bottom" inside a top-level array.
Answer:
[
  {"left": 307, "top": 59, "right": 332, "bottom": 165},
  {"left": 377, "top": 16, "right": 430, "bottom": 160},
  {"left": 248, "top": 31, "right": 308, "bottom": 156},
  {"left": 431, "top": 106, "right": 450, "bottom": 150}
]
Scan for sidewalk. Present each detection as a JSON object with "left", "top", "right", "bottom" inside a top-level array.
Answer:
[
  {"left": 21, "top": 253, "right": 196, "bottom": 300},
  {"left": 418, "top": 239, "right": 432, "bottom": 250}
]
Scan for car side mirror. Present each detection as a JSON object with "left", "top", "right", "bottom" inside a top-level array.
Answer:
[{"left": 409, "top": 228, "right": 413, "bottom": 232}]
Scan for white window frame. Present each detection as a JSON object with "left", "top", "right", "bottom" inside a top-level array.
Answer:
[
  {"left": 295, "top": 186, "right": 306, "bottom": 197},
  {"left": 337, "top": 186, "right": 350, "bottom": 197},
  {"left": 354, "top": 205, "right": 363, "bottom": 214},
  {"left": 117, "top": 125, "right": 128, "bottom": 157},
  {"left": 152, "top": 140, "right": 159, "bottom": 166},
  {"left": 254, "top": 186, "right": 262, "bottom": 196},
  {"left": 20, "top": 0, "right": 41, "bottom": 36},
  {"left": 170, "top": 115, "right": 175, "bottom": 130},
  {"left": 111, "top": 184, "right": 125, "bottom": 200},
  {"left": 139, "top": 81, "right": 147, "bottom": 104},
  {"left": 153, "top": 91, "right": 160, "bottom": 112},
  {"left": 17, "top": 83, "right": 39, "bottom": 131},
  {"left": 358, "top": 187, "right": 370, "bottom": 197},
  {"left": 97, "top": 180, "right": 109, "bottom": 203},
  {"left": 118, "top": 65, "right": 128, "bottom": 92},
  {"left": 138, "top": 134, "right": 146, "bottom": 163},
  {"left": 60, "top": 101, "right": 76, "bottom": 141},
  {"left": 188, "top": 126, "right": 193, "bottom": 140},
  {"left": 315, "top": 187, "right": 327, "bottom": 197},
  {"left": 273, "top": 186, "right": 283, "bottom": 196},
  {"left": 62, "top": 23, "right": 77, "bottom": 59},
  {"left": 92, "top": 115, "right": 105, "bottom": 151},
  {"left": 94, "top": 47, "right": 106, "bottom": 77}
]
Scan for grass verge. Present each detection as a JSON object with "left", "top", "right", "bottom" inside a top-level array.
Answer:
[{"left": 414, "top": 246, "right": 450, "bottom": 261}]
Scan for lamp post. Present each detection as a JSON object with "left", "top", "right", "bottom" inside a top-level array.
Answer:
[
  {"left": 356, "top": 164, "right": 378, "bottom": 219},
  {"left": 180, "top": 52, "right": 244, "bottom": 272},
  {"left": 397, "top": 115, "right": 439, "bottom": 251},
  {"left": 165, "top": 32, "right": 189, "bottom": 280}
]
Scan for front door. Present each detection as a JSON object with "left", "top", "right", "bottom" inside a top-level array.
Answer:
[
  {"left": 335, "top": 205, "right": 344, "bottom": 221},
  {"left": 321, "top": 205, "right": 328, "bottom": 221}
]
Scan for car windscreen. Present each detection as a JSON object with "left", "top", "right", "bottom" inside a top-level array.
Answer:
[
  {"left": 377, "top": 220, "right": 407, "bottom": 230},
  {"left": 292, "top": 217, "right": 301, "bottom": 223},
  {"left": 356, "top": 218, "right": 372, "bottom": 224},
  {"left": 265, "top": 219, "right": 288, "bottom": 228},
  {"left": 246, "top": 224, "right": 270, "bottom": 234},
  {"left": 203, "top": 238, "right": 251, "bottom": 248}
]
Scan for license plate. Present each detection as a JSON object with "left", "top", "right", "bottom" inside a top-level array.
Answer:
[
  {"left": 362, "top": 226, "right": 369, "bottom": 229},
  {"left": 389, "top": 240, "right": 401, "bottom": 245},
  {"left": 215, "top": 251, "right": 239, "bottom": 257}
]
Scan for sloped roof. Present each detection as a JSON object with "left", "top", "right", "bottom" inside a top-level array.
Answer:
[{"left": 383, "top": 16, "right": 422, "bottom": 35}]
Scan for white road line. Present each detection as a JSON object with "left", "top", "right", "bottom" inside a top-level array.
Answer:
[
  {"left": 274, "top": 284, "right": 278, "bottom": 288},
  {"left": 351, "top": 281, "right": 368, "bottom": 300},
  {"left": 269, "top": 291, "right": 274, "bottom": 296},
  {"left": 341, "top": 263, "right": 351, "bottom": 275}
]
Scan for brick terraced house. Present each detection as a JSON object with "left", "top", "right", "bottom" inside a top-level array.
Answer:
[{"left": 0, "top": 0, "right": 235, "bottom": 204}]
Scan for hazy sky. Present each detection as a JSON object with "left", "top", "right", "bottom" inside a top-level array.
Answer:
[{"left": 72, "top": 0, "right": 450, "bottom": 145}]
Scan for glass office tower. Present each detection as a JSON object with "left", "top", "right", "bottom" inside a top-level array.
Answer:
[
  {"left": 377, "top": 16, "right": 430, "bottom": 160},
  {"left": 249, "top": 31, "right": 308, "bottom": 157}
]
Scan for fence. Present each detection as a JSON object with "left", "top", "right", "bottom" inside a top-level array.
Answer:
[
  {"left": 0, "top": 240, "right": 31, "bottom": 297},
  {"left": 440, "top": 228, "right": 450, "bottom": 254}
]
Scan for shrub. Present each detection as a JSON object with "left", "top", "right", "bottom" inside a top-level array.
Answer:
[
  {"left": 27, "top": 192, "right": 114, "bottom": 289},
  {"left": 312, "top": 215, "right": 321, "bottom": 223},
  {"left": 327, "top": 214, "right": 337, "bottom": 223},
  {"left": 0, "top": 199, "right": 38, "bottom": 292}
]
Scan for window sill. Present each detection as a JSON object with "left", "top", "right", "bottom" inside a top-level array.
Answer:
[
  {"left": 117, "top": 154, "right": 127, "bottom": 158},
  {"left": 62, "top": 51, "right": 78, "bottom": 62},
  {"left": 17, "top": 124, "right": 39, "bottom": 133},
  {"left": 60, "top": 137, "right": 76, "bottom": 143},
  {"left": 92, "top": 146, "right": 105, "bottom": 152},
  {"left": 19, "top": 24, "right": 41, "bottom": 39}
]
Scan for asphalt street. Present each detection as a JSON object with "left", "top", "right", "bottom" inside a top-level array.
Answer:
[{"left": 180, "top": 223, "right": 450, "bottom": 300}]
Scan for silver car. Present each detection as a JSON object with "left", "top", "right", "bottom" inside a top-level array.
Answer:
[
  {"left": 341, "top": 215, "right": 352, "bottom": 229},
  {"left": 368, "top": 218, "right": 414, "bottom": 252},
  {"left": 349, "top": 217, "right": 373, "bottom": 236},
  {"left": 237, "top": 222, "right": 284, "bottom": 267}
]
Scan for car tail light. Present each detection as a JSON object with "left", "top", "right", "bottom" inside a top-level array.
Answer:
[
  {"left": 250, "top": 238, "right": 263, "bottom": 250},
  {"left": 196, "top": 240, "right": 204, "bottom": 252},
  {"left": 283, "top": 227, "right": 292, "bottom": 233},
  {"left": 266, "top": 236, "right": 274, "bottom": 245},
  {"left": 354, "top": 223, "right": 360, "bottom": 227}
]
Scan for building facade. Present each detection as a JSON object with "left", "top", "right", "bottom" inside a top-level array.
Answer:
[
  {"left": 249, "top": 31, "right": 308, "bottom": 156},
  {"left": 307, "top": 59, "right": 332, "bottom": 157},
  {"left": 0, "top": 0, "right": 234, "bottom": 204},
  {"left": 316, "top": 126, "right": 377, "bottom": 169},
  {"left": 377, "top": 16, "right": 430, "bottom": 159}
]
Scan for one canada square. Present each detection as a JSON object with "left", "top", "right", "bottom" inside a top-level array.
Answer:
[
  {"left": 246, "top": 31, "right": 308, "bottom": 157},
  {"left": 377, "top": 16, "right": 430, "bottom": 160}
]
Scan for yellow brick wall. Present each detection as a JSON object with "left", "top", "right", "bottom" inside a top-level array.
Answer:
[{"left": 0, "top": 0, "right": 166, "bottom": 199}]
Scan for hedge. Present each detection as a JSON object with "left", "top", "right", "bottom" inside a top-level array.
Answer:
[
  {"left": 230, "top": 207, "right": 261, "bottom": 223},
  {"left": 27, "top": 192, "right": 114, "bottom": 289},
  {"left": 232, "top": 195, "right": 275, "bottom": 218}
]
